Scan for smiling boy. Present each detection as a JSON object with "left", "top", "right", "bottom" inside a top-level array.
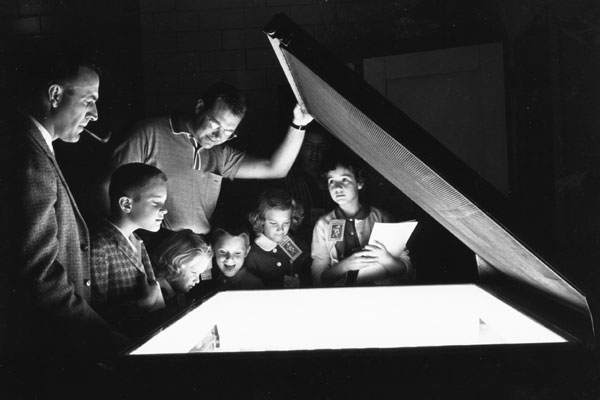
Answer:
[
  {"left": 211, "top": 226, "right": 264, "bottom": 290},
  {"left": 90, "top": 163, "right": 168, "bottom": 334}
]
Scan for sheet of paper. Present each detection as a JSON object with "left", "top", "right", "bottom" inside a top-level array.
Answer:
[{"left": 368, "top": 220, "right": 418, "bottom": 257}]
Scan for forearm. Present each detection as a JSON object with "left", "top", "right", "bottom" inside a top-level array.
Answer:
[
  {"left": 266, "top": 125, "right": 306, "bottom": 177},
  {"left": 356, "top": 264, "right": 390, "bottom": 284},
  {"left": 235, "top": 103, "right": 313, "bottom": 179},
  {"left": 381, "top": 256, "right": 410, "bottom": 277},
  {"left": 364, "top": 253, "right": 413, "bottom": 282},
  {"left": 234, "top": 127, "right": 305, "bottom": 179},
  {"left": 319, "top": 259, "right": 353, "bottom": 286}
]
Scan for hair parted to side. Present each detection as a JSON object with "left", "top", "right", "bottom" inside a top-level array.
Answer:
[
  {"left": 108, "top": 163, "right": 167, "bottom": 214},
  {"left": 152, "top": 229, "right": 213, "bottom": 281},
  {"left": 248, "top": 187, "right": 304, "bottom": 235},
  {"left": 202, "top": 82, "right": 247, "bottom": 117}
]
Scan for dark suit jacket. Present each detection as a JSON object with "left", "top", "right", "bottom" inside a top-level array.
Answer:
[{"left": 0, "top": 114, "right": 126, "bottom": 364}]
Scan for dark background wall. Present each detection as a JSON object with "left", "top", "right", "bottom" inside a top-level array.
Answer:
[{"left": 1, "top": 0, "right": 599, "bottom": 290}]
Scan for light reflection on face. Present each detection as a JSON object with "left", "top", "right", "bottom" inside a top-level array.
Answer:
[
  {"left": 170, "top": 253, "right": 212, "bottom": 293},
  {"left": 326, "top": 166, "right": 362, "bottom": 207},
  {"left": 214, "top": 233, "right": 250, "bottom": 278},
  {"left": 193, "top": 99, "right": 243, "bottom": 149},
  {"left": 263, "top": 208, "right": 291, "bottom": 244},
  {"left": 128, "top": 182, "right": 168, "bottom": 232},
  {"left": 53, "top": 66, "right": 100, "bottom": 143}
]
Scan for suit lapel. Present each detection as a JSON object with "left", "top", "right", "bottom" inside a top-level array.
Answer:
[
  {"left": 111, "top": 228, "right": 145, "bottom": 274},
  {"left": 25, "top": 119, "right": 88, "bottom": 236}
]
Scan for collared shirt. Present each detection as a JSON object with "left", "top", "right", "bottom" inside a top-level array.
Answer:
[
  {"left": 112, "top": 115, "right": 246, "bottom": 234},
  {"left": 26, "top": 113, "right": 54, "bottom": 154},
  {"left": 245, "top": 234, "right": 312, "bottom": 289},
  {"left": 332, "top": 205, "right": 372, "bottom": 259},
  {"left": 255, "top": 233, "right": 278, "bottom": 252},
  {"left": 106, "top": 219, "right": 139, "bottom": 255},
  {"left": 169, "top": 117, "right": 202, "bottom": 170},
  {"left": 310, "top": 205, "right": 392, "bottom": 286},
  {"left": 90, "top": 218, "right": 158, "bottom": 322}
]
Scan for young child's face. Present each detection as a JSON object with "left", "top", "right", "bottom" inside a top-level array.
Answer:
[
  {"left": 129, "top": 181, "right": 168, "bottom": 232},
  {"left": 263, "top": 208, "right": 291, "bottom": 243},
  {"left": 170, "top": 253, "right": 212, "bottom": 293},
  {"left": 214, "top": 233, "right": 249, "bottom": 278},
  {"left": 326, "top": 166, "right": 363, "bottom": 207}
]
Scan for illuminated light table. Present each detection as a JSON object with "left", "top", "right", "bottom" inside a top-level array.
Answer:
[
  {"left": 129, "top": 285, "right": 567, "bottom": 356},
  {"left": 117, "top": 285, "right": 595, "bottom": 398}
]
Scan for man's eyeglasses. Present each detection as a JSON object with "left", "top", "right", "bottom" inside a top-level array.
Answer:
[{"left": 207, "top": 116, "right": 237, "bottom": 140}]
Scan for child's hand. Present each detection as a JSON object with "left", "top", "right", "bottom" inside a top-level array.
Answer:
[
  {"left": 338, "top": 251, "right": 380, "bottom": 271},
  {"left": 361, "top": 242, "right": 411, "bottom": 279},
  {"left": 361, "top": 240, "right": 397, "bottom": 269},
  {"left": 292, "top": 103, "right": 314, "bottom": 127}
]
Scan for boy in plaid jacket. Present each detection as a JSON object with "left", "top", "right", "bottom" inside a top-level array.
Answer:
[{"left": 90, "top": 163, "right": 168, "bottom": 337}]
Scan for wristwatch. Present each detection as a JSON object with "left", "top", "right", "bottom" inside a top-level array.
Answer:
[{"left": 290, "top": 122, "right": 306, "bottom": 131}]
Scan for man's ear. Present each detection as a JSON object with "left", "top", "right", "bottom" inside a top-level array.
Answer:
[
  {"left": 195, "top": 99, "right": 204, "bottom": 115},
  {"left": 48, "top": 84, "right": 63, "bottom": 109},
  {"left": 357, "top": 182, "right": 365, "bottom": 190},
  {"left": 118, "top": 196, "right": 133, "bottom": 213}
]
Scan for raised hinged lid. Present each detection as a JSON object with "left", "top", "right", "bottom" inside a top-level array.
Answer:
[{"left": 264, "top": 13, "right": 593, "bottom": 332}]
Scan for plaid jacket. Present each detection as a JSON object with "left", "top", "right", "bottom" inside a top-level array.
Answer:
[{"left": 90, "top": 218, "right": 156, "bottom": 322}]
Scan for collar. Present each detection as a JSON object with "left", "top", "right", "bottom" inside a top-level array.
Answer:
[
  {"left": 334, "top": 204, "right": 371, "bottom": 220},
  {"left": 255, "top": 233, "right": 279, "bottom": 252},
  {"left": 106, "top": 219, "right": 139, "bottom": 253},
  {"left": 169, "top": 115, "right": 195, "bottom": 138},
  {"left": 26, "top": 113, "right": 54, "bottom": 154}
]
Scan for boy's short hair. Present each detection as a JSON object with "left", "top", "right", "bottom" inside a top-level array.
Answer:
[
  {"left": 210, "top": 224, "right": 251, "bottom": 249},
  {"left": 248, "top": 187, "right": 304, "bottom": 235},
  {"left": 153, "top": 229, "right": 213, "bottom": 281},
  {"left": 203, "top": 82, "right": 247, "bottom": 117},
  {"left": 320, "top": 152, "right": 367, "bottom": 189},
  {"left": 109, "top": 163, "right": 168, "bottom": 214}
]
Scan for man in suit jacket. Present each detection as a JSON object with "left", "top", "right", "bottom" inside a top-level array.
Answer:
[{"left": 0, "top": 54, "right": 127, "bottom": 371}]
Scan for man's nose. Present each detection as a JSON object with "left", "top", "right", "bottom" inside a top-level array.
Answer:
[{"left": 88, "top": 103, "right": 98, "bottom": 121}]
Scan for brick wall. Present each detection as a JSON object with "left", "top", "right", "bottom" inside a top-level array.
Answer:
[
  {"left": 0, "top": 0, "right": 501, "bottom": 220},
  {"left": 0, "top": 0, "right": 144, "bottom": 222},
  {"left": 1, "top": 0, "right": 461, "bottom": 150},
  {"left": 0, "top": 0, "right": 143, "bottom": 137},
  {"left": 137, "top": 0, "right": 420, "bottom": 154},
  {"left": 0, "top": 0, "right": 428, "bottom": 221}
]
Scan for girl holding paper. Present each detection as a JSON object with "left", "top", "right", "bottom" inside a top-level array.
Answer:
[{"left": 310, "top": 156, "right": 414, "bottom": 287}]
